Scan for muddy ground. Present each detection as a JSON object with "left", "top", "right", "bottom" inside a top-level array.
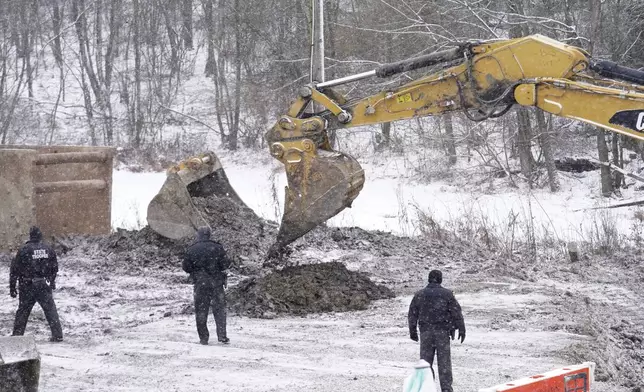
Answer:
[
  {"left": 0, "top": 193, "right": 642, "bottom": 391},
  {"left": 227, "top": 262, "right": 395, "bottom": 318}
]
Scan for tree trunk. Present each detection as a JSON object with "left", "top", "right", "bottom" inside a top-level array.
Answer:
[
  {"left": 203, "top": 0, "right": 215, "bottom": 75},
  {"left": 20, "top": 1, "right": 34, "bottom": 98},
  {"left": 444, "top": 112, "right": 457, "bottom": 165},
  {"left": 103, "top": 0, "right": 121, "bottom": 145},
  {"left": 535, "top": 111, "right": 559, "bottom": 191},
  {"left": 229, "top": 0, "right": 241, "bottom": 150},
  {"left": 162, "top": 3, "right": 181, "bottom": 87},
  {"left": 505, "top": 0, "right": 558, "bottom": 191},
  {"left": 612, "top": 135, "right": 623, "bottom": 190},
  {"left": 507, "top": 0, "right": 534, "bottom": 184},
  {"left": 563, "top": 0, "right": 581, "bottom": 46},
  {"left": 133, "top": 0, "right": 144, "bottom": 147},
  {"left": 325, "top": 0, "right": 340, "bottom": 80},
  {"left": 516, "top": 109, "right": 534, "bottom": 183},
  {"left": 0, "top": 61, "right": 26, "bottom": 144},
  {"left": 182, "top": 0, "right": 193, "bottom": 49},
  {"left": 212, "top": 56, "right": 226, "bottom": 145},
  {"left": 80, "top": 69, "right": 97, "bottom": 146},
  {"left": 52, "top": 0, "right": 64, "bottom": 67},
  {"left": 95, "top": 0, "right": 104, "bottom": 86},
  {"left": 72, "top": 0, "right": 102, "bottom": 105},
  {"left": 375, "top": 122, "right": 391, "bottom": 151},
  {"left": 590, "top": 0, "right": 611, "bottom": 196},
  {"left": 597, "top": 131, "right": 612, "bottom": 196}
]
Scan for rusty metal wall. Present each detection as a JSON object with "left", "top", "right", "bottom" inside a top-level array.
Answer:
[
  {"left": 0, "top": 150, "right": 37, "bottom": 252},
  {"left": 0, "top": 145, "right": 114, "bottom": 250}
]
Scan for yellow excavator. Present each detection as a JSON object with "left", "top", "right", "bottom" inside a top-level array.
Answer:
[{"left": 147, "top": 34, "right": 644, "bottom": 257}]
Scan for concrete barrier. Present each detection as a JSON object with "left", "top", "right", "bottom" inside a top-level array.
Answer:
[
  {"left": 0, "top": 336, "right": 41, "bottom": 392},
  {"left": 0, "top": 149, "right": 37, "bottom": 251},
  {"left": 0, "top": 145, "right": 114, "bottom": 251}
]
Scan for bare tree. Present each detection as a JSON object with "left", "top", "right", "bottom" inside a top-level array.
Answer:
[
  {"left": 51, "top": 0, "right": 65, "bottom": 67},
  {"left": 182, "top": 0, "right": 193, "bottom": 50},
  {"left": 588, "top": 0, "right": 612, "bottom": 196},
  {"left": 443, "top": 112, "right": 457, "bottom": 165},
  {"left": 535, "top": 111, "right": 559, "bottom": 191},
  {"left": 507, "top": 0, "right": 535, "bottom": 184},
  {"left": 203, "top": 0, "right": 216, "bottom": 76}
]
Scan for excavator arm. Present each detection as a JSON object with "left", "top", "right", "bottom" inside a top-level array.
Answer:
[{"left": 266, "top": 34, "right": 644, "bottom": 255}]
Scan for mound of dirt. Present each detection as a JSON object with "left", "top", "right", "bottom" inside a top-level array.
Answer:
[
  {"left": 58, "top": 193, "right": 277, "bottom": 274},
  {"left": 48, "top": 227, "right": 184, "bottom": 276},
  {"left": 227, "top": 262, "right": 395, "bottom": 318},
  {"left": 565, "top": 314, "right": 644, "bottom": 388},
  {"left": 192, "top": 194, "right": 276, "bottom": 261}
]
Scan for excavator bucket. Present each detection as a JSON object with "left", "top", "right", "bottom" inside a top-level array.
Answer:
[
  {"left": 269, "top": 147, "right": 365, "bottom": 255},
  {"left": 147, "top": 152, "right": 246, "bottom": 240},
  {"left": 0, "top": 336, "right": 41, "bottom": 392}
]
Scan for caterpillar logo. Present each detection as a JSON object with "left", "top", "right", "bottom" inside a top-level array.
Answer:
[{"left": 609, "top": 110, "right": 644, "bottom": 132}]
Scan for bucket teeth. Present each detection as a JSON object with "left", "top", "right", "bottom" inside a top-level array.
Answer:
[{"left": 272, "top": 148, "right": 365, "bottom": 253}]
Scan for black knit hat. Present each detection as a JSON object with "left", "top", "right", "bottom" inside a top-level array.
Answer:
[
  {"left": 29, "top": 226, "right": 42, "bottom": 241},
  {"left": 427, "top": 269, "right": 442, "bottom": 284}
]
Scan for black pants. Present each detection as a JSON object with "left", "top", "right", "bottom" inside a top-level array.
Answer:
[
  {"left": 13, "top": 280, "right": 63, "bottom": 339},
  {"left": 194, "top": 280, "right": 226, "bottom": 343},
  {"left": 420, "top": 328, "right": 452, "bottom": 392}
]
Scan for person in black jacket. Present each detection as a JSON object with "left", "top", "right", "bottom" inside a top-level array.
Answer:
[
  {"left": 408, "top": 269, "right": 465, "bottom": 392},
  {"left": 183, "top": 226, "right": 232, "bottom": 345},
  {"left": 9, "top": 226, "right": 63, "bottom": 342}
]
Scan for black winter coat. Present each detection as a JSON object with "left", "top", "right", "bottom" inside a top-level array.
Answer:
[
  {"left": 408, "top": 283, "right": 465, "bottom": 334},
  {"left": 182, "top": 235, "right": 231, "bottom": 285},
  {"left": 10, "top": 235, "right": 58, "bottom": 292}
]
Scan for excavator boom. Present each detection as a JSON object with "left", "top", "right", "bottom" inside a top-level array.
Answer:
[
  {"left": 146, "top": 35, "right": 643, "bottom": 259},
  {"left": 265, "top": 34, "right": 644, "bottom": 255}
]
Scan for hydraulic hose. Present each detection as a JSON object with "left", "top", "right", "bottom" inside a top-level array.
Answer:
[
  {"left": 375, "top": 47, "right": 464, "bottom": 78},
  {"left": 589, "top": 59, "right": 644, "bottom": 86}
]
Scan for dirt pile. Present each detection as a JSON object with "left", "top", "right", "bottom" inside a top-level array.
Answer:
[
  {"left": 52, "top": 227, "right": 186, "bottom": 275},
  {"left": 58, "top": 193, "right": 276, "bottom": 274},
  {"left": 227, "top": 262, "right": 395, "bottom": 318},
  {"left": 566, "top": 313, "right": 644, "bottom": 388},
  {"left": 192, "top": 195, "right": 276, "bottom": 262},
  {"left": 565, "top": 254, "right": 644, "bottom": 388},
  {"left": 297, "top": 225, "right": 497, "bottom": 266}
]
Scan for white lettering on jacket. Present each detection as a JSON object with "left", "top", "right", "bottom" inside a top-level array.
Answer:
[{"left": 32, "top": 249, "right": 48, "bottom": 259}]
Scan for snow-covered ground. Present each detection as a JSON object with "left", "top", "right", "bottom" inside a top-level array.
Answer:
[
  {"left": 30, "top": 294, "right": 594, "bottom": 392},
  {"left": 112, "top": 150, "right": 644, "bottom": 245},
  {"left": 2, "top": 257, "right": 620, "bottom": 392}
]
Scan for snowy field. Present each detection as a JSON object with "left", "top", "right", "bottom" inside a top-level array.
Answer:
[
  {"left": 2, "top": 247, "right": 629, "bottom": 392},
  {"left": 1, "top": 155, "right": 640, "bottom": 392},
  {"left": 25, "top": 293, "right": 597, "bottom": 392},
  {"left": 112, "top": 150, "right": 644, "bottom": 245}
]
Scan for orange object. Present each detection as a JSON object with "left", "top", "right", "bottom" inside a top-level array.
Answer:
[{"left": 479, "top": 362, "right": 595, "bottom": 392}]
